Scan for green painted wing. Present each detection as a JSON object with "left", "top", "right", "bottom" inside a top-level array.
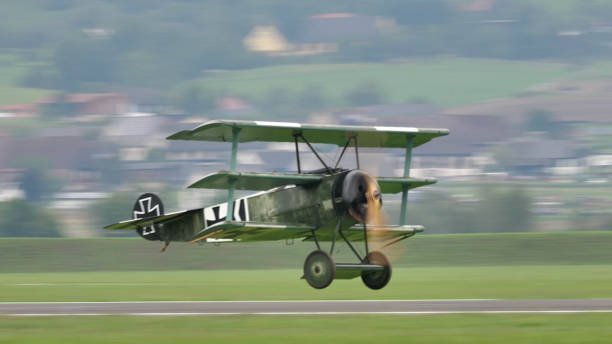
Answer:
[
  {"left": 190, "top": 221, "right": 316, "bottom": 243},
  {"left": 377, "top": 177, "right": 437, "bottom": 194},
  {"left": 188, "top": 171, "right": 435, "bottom": 193},
  {"left": 167, "top": 120, "right": 448, "bottom": 148},
  {"left": 304, "top": 224, "right": 425, "bottom": 242},
  {"left": 189, "top": 171, "right": 323, "bottom": 190},
  {"left": 191, "top": 221, "right": 422, "bottom": 243}
]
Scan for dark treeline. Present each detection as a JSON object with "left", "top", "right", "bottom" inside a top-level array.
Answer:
[{"left": 3, "top": 0, "right": 612, "bottom": 93}]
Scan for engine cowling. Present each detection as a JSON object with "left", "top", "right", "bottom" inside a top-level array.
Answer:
[{"left": 332, "top": 170, "right": 382, "bottom": 223}]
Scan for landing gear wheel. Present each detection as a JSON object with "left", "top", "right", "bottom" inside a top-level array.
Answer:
[
  {"left": 361, "top": 251, "right": 392, "bottom": 290},
  {"left": 303, "top": 250, "right": 335, "bottom": 289}
]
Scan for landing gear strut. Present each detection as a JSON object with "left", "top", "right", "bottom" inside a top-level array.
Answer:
[{"left": 303, "top": 218, "right": 393, "bottom": 290}]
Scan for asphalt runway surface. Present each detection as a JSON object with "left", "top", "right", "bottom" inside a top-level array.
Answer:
[{"left": 3, "top": 299, "right": 612, "bottom": 316}]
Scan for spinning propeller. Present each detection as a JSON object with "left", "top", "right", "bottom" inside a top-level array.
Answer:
[
  {"left": 340, "top": 170, "right": 383, "bottom": 224},
  {"left": 335, "top": 169, "right": 396, "bottom": 259}
]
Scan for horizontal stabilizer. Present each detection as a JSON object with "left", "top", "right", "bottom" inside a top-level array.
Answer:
[
  {"left": 190, "top": 220, "right": 316, "bottom": 243},
  {"left": 104, "top": 209, "right": 202, "bottom": 230},
  {"left": 377, "top": 177, "right": 437, "bottom": 194},
  {"left": 168, "top": 120, "right": 449, "bottom": 148},
  {"left": 189, "top": 171, "right": 323, "bottom": 190}
]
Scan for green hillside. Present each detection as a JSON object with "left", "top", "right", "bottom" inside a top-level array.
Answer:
[{"left": 186, "top": 58, "right": 569, "bottom": 107}]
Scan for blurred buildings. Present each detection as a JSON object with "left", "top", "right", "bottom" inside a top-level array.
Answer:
[{"left": 2, "top": 1, "right": 612, "bottom": 236}]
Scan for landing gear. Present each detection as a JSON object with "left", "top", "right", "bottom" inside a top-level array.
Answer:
[
  {"left": 302, "top": 217, "right": 393, "bottom": 290},
  {"left": 303, "top": 250, "right": 335, "bottom": 289},
  {"left": 361, "top": 251, "right": 391, "bottom": 290}
]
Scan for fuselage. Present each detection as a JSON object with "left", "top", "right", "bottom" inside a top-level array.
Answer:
[
  {"left": 154, "top": 169, "right": 374, "bottom": 242},
  {"left": 203, "top": 171, "right": 359, "bottom": 235}
]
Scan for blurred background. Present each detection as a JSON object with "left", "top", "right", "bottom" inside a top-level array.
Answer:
[{"left": 2, "top": 0, "right": 612, "bottom": 238}]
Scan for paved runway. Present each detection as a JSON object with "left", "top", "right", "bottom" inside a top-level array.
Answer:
[{"left": 3, "top": 299, "right": 612, "bottom": 315}]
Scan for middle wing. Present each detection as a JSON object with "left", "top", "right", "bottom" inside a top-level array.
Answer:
[
  {"left": 189, "top": 171, "right": 435, "bottom": 193},
  {"left": 189, "top": 171, "right": 323, "bottom": 190}
]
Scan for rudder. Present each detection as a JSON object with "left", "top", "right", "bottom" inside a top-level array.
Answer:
[{"left": 132, "top": 193, "right": 164, "bottom": 241}]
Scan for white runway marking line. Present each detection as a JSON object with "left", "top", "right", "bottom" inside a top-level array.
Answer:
[
  {"left": 7, "top": 310, "right": 612, "bottom": 317},
  {"left": 0, "top": 299, "right": 498, "bottom": 304},
  {"left": 4, "top": 300, "right": 612, "bottom": 316},
  {"left": 9, "top": 283, "right": 179, "bottom": 286}
]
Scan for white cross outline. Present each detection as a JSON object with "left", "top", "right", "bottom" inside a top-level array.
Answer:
[{"left": 133, "top": 197, "right": 161, "bottom": 235}]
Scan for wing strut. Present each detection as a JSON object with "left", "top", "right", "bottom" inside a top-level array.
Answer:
[
  {"left": 333, "top": 135, "right": 360, "bottom": 169},
  {"left": 294, "top": 135, "right": 302, "bottom": 173},
  {"left": 399, "top": 135, "right": 414, "bottom": 226},
  {"left": 293, "top": 133, "right": 332, "bottom": 174},
  {"left": 226, "top": 126, "right": 241, "bottom": 222}
]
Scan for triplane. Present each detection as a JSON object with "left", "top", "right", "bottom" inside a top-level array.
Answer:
[{"left": 105, "top": 120, "right": 448, "bottom": 289}]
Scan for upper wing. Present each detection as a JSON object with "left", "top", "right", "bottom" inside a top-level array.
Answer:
[
  {"left": 189, "top": 171, "right": 323, "bottom": 190},
  {"left": 167, "top": 120, "right": 449, "bottom": 148}
]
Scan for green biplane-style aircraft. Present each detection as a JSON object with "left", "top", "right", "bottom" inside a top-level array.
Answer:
[{"left": 105, "top": 120, "right": 449, "bottom": 289}]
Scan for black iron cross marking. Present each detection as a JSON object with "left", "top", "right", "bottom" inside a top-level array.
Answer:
[
  {"left": 133, "top": 197, "right": 161, "bottom": 235},
  {"left": 205, "top": 199, "right": 247, "bottom": 227}
]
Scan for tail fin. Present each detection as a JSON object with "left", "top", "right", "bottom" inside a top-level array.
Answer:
[{"left": 132, "top": 193, "right": 164, "bottom": 241}]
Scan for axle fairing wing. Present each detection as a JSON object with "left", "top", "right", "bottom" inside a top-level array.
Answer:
[
  {"left": 304, "top": 224, "right": 424, "bottom": 242},
  {"left": 167, "top": 120, "right": 448, "bottom": 148}
]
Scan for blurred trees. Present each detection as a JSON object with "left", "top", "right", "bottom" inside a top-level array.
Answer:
[
  {"left": 524, "top": 109, "right": 565, "bottom": 139},
  {"left": 410, "top": 186, "right": 532, "bottom": 234},
  {"left": 0, "top": 200, "right": 61, "bottom": 237},
  {"left": 89, "top": 191, "right": 136, "bottom": 234},
  {"left": 4, "top": 1, "right": 611, "bottom": 95},
  {"left": 20, "top": 168, "right": 51, "bottom": 202},
  {"left": 55, "top": 38, "right": 116, "bottom": 91},
  {"left": 0, "top": 164, "right": 65, "bottom": 237},
  {"left": 17, "top": 164, "right": 63, "bottom": 202}
]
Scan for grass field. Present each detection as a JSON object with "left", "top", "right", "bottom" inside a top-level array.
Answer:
[
  {"left": 2, "top": 314, "right": 612, "bottom": 344},
  {"left": 3, "top": 233, "right": 612, "bottom": 342},
  {"left": 187, "top": 58, "right": 569, "bottom": 107},
  {"left": 1, "top": 232, "right": 612, "bottom": 301},
  {"left": 2, "top": 265, "right": 612, "bottom": 301},
  {"left": 3, "top": 231, "right": 612, "bottom": 273}
]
